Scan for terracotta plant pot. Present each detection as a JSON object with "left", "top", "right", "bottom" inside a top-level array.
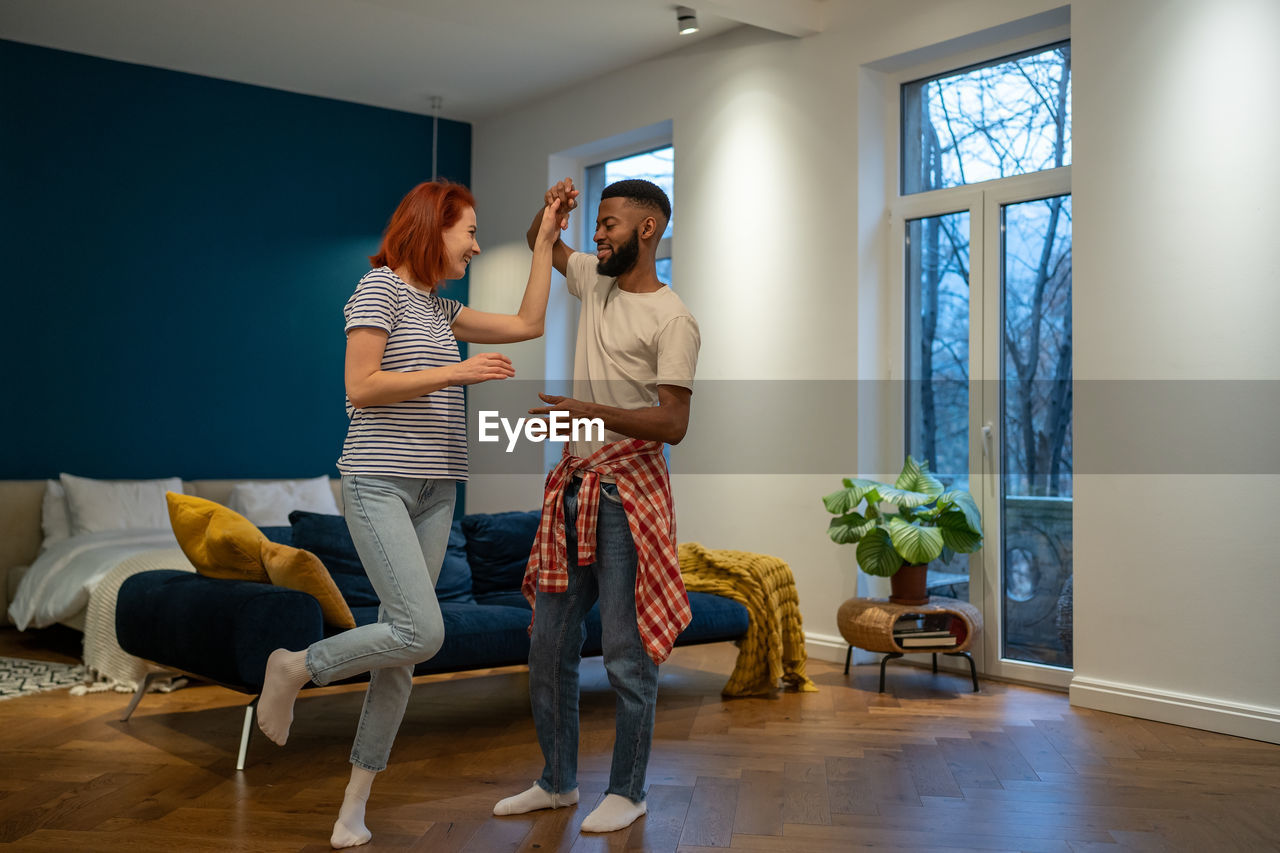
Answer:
[{"left": 889, "top": 563, "right": 929, "bottom": 605}]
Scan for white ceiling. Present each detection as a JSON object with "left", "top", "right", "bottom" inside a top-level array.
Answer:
[{"left": 0, "top": 0, "right": 826, "bottom": 121}]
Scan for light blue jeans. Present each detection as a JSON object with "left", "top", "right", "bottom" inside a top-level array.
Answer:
[
  {"left": 529, "top": 478, "right": 660, "bottom": 803},
  {"left": 305, "top": 475, "right": 455, "bottom": 772}
]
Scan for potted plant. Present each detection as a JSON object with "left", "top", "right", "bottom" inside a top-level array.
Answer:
[{"left": 822, "top": 456, "right": 984, "bottom": 605}]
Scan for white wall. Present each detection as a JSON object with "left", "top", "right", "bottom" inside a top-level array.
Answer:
[
  {"left": 1070, "top": 0, "right": 1280, "bottom": 741},
  {"left": 468, "top": 0, "right": 1280, "bottom": 741}
]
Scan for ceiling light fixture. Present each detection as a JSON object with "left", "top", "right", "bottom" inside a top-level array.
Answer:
[{"left": 676, "top": 5, "right": 699, "bottom": 35}]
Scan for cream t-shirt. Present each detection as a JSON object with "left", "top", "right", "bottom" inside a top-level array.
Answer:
[{"left": 565, "top": 251, "right": 700, "bottom": 458}]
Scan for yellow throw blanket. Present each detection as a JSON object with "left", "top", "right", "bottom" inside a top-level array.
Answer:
[{"left": 678, "top": 542, "right": 818, "bottom": 697}]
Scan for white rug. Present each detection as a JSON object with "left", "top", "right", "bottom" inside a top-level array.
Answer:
[{"left": 0, "top": 656, "right": 86, "bottom": 701}]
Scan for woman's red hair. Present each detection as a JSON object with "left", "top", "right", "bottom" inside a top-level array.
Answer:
[{"left": 370, "top": 181, "right": 476, "bottom": 290}]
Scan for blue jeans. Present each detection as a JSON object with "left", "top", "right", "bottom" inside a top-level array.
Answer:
[
  {"left": 305, "top": 475, "right": 455, "bottom": 772},
  {"left": 529, "top": 478, "right": 660, "bottom": 803}
]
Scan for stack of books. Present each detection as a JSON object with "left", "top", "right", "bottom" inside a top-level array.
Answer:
[{"left": 892, "top": 614, "right": 957, "bottom": 647}]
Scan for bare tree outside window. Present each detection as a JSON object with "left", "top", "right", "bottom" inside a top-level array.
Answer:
[
  {"left": 906, "top": 212, "right": 970, "bottom": 486},
  {"left": 903, "top": 43, "right": 1071, "bottom": 194},
  {"left": 903, "top": 43, "right": 1073, "bottom": 667}
]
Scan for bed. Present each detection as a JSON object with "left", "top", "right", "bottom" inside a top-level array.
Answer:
[{"left": 1, "top": 477, "right": 342, "bottom": 691}]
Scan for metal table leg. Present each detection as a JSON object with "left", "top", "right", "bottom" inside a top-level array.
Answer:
[
  {"left": 951, "top": 651, "right": 979, "bottom": 692},
  {"left": 939, "top": 652, "right": 979, "bottom": 692},
  {"left": 878, "top": 653, "right": 903, "bottom": 693}
]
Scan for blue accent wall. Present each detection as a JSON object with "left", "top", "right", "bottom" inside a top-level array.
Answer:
[{"left": 0, "top": 39, "right": 471, "bottom": 482}]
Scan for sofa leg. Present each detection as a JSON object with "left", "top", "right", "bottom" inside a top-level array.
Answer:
[
  {"left": 119, "top": 669, "right": 180, "bottom": 722},
  {"left": 236, "top": 698, "right": 258, "bottom": 771}
]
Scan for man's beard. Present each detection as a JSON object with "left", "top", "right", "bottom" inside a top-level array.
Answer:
[{"left": 597, "top": 229, "right": 640, "bottom": 277}]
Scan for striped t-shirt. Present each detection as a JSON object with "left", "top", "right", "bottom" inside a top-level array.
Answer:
[{"left": 336, "top": 267, "right": 468, "bottom": 479}]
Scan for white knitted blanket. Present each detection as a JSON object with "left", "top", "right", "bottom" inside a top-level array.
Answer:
[{"left": 70, "top": 548, "right": 195, "bottom": 696}]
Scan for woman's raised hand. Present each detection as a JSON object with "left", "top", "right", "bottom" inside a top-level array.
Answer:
[
  {"left": 451, "top": 352, "right": 516, "bottom": 386},
  {"left": 535, "top": 198, "right": 565, "bottom": 245}
]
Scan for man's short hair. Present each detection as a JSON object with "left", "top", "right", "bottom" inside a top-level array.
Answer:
[{"left": 601, "top": 179, "right": 671, "bottom": 224}]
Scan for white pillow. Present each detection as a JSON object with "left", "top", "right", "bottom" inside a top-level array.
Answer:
[
  {"left": 227, "top": 476, "right": 340, "bottom": 527},
  {"left": 40, "top": 479, "right": 73, "bottom": 551},
  {"left": 59, "top": 473, "right": 184, "bottom": 536}
]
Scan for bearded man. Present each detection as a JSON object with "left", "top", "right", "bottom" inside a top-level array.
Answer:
[{"left": 493, "top": 177, "right": 700, "bottom": 833}]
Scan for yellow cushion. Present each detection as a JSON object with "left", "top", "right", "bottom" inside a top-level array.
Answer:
[
  {"left": 166, "top": 492, "right": 355, "bottom": 629},
  {"left": 259, "top": 540, "right": 356, "bottom": 630},
  {"left": 168, "top": 492, "right": 267, "bottom": 581}
]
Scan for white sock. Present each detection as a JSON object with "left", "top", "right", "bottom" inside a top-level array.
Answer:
[
  {"left": 330, "top": 766, "right": 376, "bottom": 849},
  {"left": 257, "top": 648, "right": 311, "bottom": 746},
  {"left": 492, "top": 782, "right": 579, "bottom": 815},
  {"left": 580, "top": 794, "right": 646, "bottom": 833}
]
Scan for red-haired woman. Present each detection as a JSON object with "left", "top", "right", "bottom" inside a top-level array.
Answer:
[{"left": 255, "top": 179, "right": 575, "bottom": 849}]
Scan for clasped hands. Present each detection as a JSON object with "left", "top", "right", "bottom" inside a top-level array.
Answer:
[{"left": 544, "top": 178, "right": 580, "bottom": 232}]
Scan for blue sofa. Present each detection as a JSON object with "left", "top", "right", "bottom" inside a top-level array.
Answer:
[{"left": 115, "top": 509, "right": 749, "bottom": 767}]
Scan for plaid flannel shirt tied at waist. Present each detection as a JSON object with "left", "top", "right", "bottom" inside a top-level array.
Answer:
[{"left": 522, "top": 438, "right": 691, "bottom": 665}]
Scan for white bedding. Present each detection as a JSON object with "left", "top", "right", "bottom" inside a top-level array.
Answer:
[{"left": 7, "top": 529, "right": 179, "bottom": 630}]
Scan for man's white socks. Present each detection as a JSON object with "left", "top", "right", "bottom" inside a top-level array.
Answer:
[
  {"left": 492, "top": 785, "right": 645, "bottom": 832},
  {"left": 580, "top": 794, "right": 646, "bottom": 833},
  {"left": 493, "top": 783, "right": 579, "bottom": 815}
]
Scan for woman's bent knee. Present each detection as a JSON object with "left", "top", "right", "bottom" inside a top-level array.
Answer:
[
  {"left": 408, "top": 623, "right": 445, "bottom": 664},
  {"left": 389, "top": 622, "right": 445, "bottom": 666},
  {"left": 414, "top": 625, "right": 445, "bottom": 662}
]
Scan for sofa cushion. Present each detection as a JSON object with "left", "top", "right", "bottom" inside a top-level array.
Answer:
[
  {"left": 259, "top": 526, "right": 293, "bottom": 546},
  {"left": 168, "top": 493, "right": 354, "bottom": 630},
  {"left": 674, "top": 591, "right": 753, "bottom": 644},
  {"left": 261, "top": 541, "right": 356, "bottom": 630},
  {"left": 288, "top": 511, "right": 476, "bottom": 606},
  {"left": 580, "top": 591, "right": 751, "bottom": 657},
  {"left": 462, "top": 510, "right": 539, "bottom": 596},
  {"left": 288, "top": 511, "right": 377, "bottom": 607},
  {"left": 168, "top": 492, "right": 268, "bottom": 583},
  {"left": 439, "top": 522, "right": 477, "bottom": 604},
  {"left": 473, "top": 589, "right": 531, "bottom": 609}
]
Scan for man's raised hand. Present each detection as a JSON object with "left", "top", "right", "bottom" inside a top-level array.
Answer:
[{"left": 544, "top": 179, "right": 579, "bottom": 231}]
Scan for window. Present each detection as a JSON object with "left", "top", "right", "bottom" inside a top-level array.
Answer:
[
  {"left": 584, "top": 145, "right": 674, "bottom": 284},
  {"left": 902, "top": 42, "right": 1071, "bottom": 194},
  {"left": 905, "top": 210, "right": 970, "bottom": 486},
  {"left": 897, "top": 40, "right": 1073, "bottom": 683}
]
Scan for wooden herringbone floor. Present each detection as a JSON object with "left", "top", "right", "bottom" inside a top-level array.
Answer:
[{"left": 1, "top": 627, "right": 1277, "bottom": 851}]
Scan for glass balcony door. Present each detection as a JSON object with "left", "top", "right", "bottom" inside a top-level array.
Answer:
[
  {"left": 981, "top": 178, "right": 1073, "bottom": 685},
  {"left": 900, "top": 168, "right": 1072, "bottom": 688}
]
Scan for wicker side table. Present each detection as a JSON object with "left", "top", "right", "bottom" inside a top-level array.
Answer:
[{"left": 837, "top": 596, "right": 983, "bottom": 693}]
